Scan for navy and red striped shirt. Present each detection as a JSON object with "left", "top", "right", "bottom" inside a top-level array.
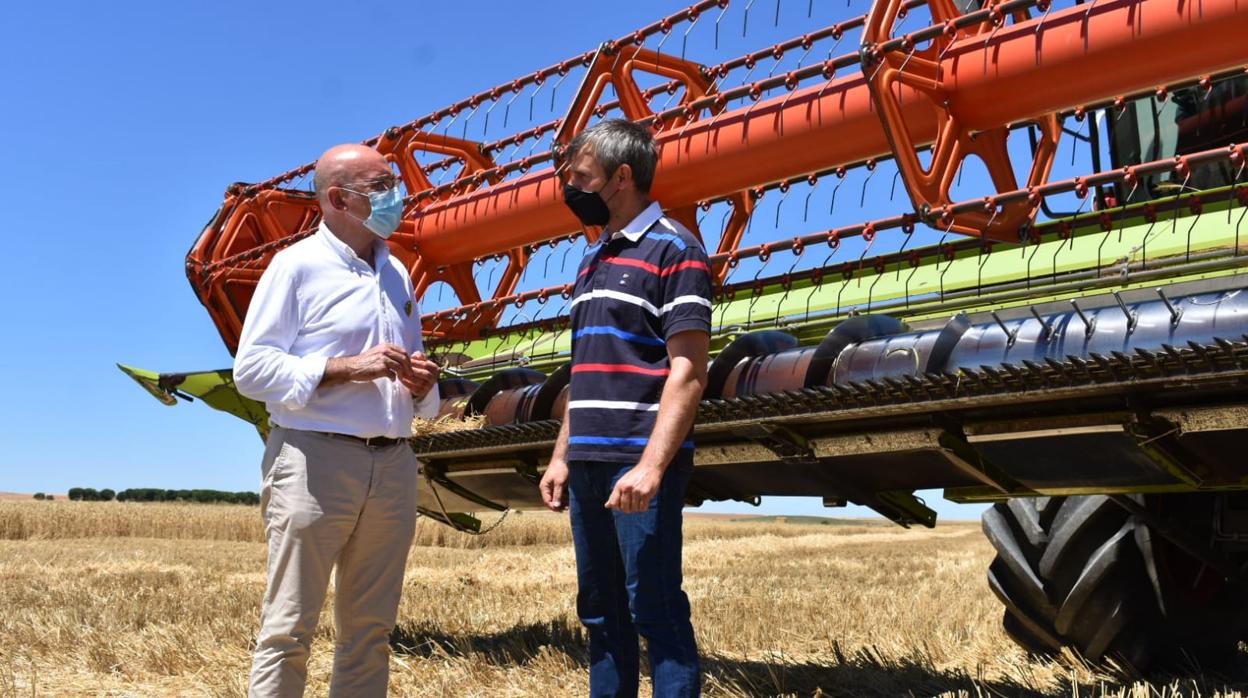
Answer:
[{"left": 566, "top": 201, "right": 713, "bottom": 463}]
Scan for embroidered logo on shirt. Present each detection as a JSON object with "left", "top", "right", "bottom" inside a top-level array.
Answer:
[{"left": 404, "top": 300, "right": 413, "bottom": 317}]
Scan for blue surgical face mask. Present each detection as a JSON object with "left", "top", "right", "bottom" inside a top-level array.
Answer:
[{"left": 345, "top": 185, "right": 404, "bottom": 239}]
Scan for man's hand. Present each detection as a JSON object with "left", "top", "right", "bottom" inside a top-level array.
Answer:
[
  {"left": 605, "top": 464, "right": 664, "bottom": 514},
  {"left": 539, "top": 458, "right": 570, "bottom": 512},
  {"left": 322, "top": 343, "right": 413, "bottom": 387},
  {"left": 402, "top": 352, "right": 439, "bottom": 398}
]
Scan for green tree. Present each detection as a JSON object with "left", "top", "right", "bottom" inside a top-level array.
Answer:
[
  {"left": 33, "top": 493, "right": 45, "bottom": 500},
  {"left": 105, "top": 487, "right": 259, "bottom": 505}
]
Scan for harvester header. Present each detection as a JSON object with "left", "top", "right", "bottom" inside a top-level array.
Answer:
[{"left": 185, "top": 0, "right": 1248, "bottom": 349}]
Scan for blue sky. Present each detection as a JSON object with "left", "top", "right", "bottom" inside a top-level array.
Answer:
[{"left": 0, "top": 0, "right": 997, "bottom": 522}]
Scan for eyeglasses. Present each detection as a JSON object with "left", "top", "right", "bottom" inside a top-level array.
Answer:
[{"left": 340, "top": 173, "right": 401, "bottom": 194}]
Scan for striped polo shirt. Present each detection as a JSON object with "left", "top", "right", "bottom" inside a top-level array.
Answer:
[{"left": 566, "top": 201, "right": 713, "bottom": 463}]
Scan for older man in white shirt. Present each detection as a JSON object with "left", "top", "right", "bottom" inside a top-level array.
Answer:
[{"left": 234, "top": 143, "right": 439, "bottom": 698}]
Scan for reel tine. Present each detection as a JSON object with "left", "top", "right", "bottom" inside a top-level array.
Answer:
[
  {"left": 773, "top": 245, "right": 805, "bottom": 326},
  {"left": 829, "top": 167, "right": 847, "bottom": 215},
  {"left": 803, "top": 174, "right": 819, "bottom": 222},
  {"left": 461, "top": 102, "right": 480, "bottom": 140},
  {"left": 681, "top": 8, "right": 700, "bottom": 61},
  {"left": 714, "top": 2, "right": 729, "bottom": 50},
  {"left": 550, "top": 71, "right": 569, "bottom": 113},
  {"left": 774, "top": 181, "right": 793, "bottom": 227},
  {"left": 859, "top": 160, "right": 877, "bottom": 208}
]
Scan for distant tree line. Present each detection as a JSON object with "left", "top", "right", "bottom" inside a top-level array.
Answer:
[
  {"left": 64, "top": 487, "right": 259, "bottom": 505},
  {"left": 32, "top": 493, "right": 54, "bottom": 500},
  {"left": 66, "top": 488, "right": 116, "bottom": 501}
]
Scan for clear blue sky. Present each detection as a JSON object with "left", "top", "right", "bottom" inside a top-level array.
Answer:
[{"left": 0, "top": 0, "right": 997, "bottom": 522}]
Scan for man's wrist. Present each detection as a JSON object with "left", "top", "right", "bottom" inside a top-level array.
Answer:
[
  {"left": 634, "top": 459, "right": 666, "bottom": 475},
  {"left": 324, "top": 356, "right": 353, "bottom": 383}
]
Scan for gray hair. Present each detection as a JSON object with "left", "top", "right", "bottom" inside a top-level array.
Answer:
[{"left": 565, "top": 119, "right": 659, "bottom": 193}]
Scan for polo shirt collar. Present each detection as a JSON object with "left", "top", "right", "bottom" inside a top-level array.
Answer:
[
  {"left": 609, "top": 201, "right": 662, "bottom": 242},
  {"left": 317, "top": 221, "right": 389, "bottom": 271}
]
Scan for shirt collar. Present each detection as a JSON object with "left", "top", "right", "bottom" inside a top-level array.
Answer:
[
  {"left": 609, "top": 201, "right": 663, "bottom": 242},
  {"left": 317, "top": 221, "right": 389, "bottom": 271}
]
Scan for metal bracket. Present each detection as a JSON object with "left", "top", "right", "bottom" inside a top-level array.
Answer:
[
  {"left": 873, "top": 490, "right": 938, "bottom": 529},
  {"left": 421, "top": 462, "right": 509, "bottom": 512},
  {"left": 935, "top": 427, "right": 1025, "bottom": 495},
  {"left": 733, "top": 422, "right": 816, "bottom": 463},
  {"left": 990, "top": 311, "right": 1019, "bottom": 348},
  {"left": 514, "top": 460, "right": 543, "bottom": 486},
  {"left": 1126, "top": 414, "right": 1209, "bottom": 488},
  {"left": 416, "top": 506, "right": 483, "bottom": 533}
]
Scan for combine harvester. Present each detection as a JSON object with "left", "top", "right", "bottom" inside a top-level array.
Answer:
[{"left": 121, "top": 0, "right": 1248, "bottom": 670}]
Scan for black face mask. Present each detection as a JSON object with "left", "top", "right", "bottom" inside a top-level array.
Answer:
[
  {"left": 562, "top": 172, "right": 619, "bottom": 227},
  {"left": 562, "top": 184, "right": 611, "bottom": 227}
]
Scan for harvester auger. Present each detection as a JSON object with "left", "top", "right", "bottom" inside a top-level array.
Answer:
[{"left": 121, "top": 0, "right": 1248, "bottom": 671}]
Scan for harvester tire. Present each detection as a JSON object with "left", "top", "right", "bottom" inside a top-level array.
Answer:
[{"left": 982, "top": 494, "right": 1245, "bottom": 672}]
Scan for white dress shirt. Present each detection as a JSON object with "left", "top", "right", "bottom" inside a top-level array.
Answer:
[{"left": 234, "top": 222, "right": 439, "bottom": 438}]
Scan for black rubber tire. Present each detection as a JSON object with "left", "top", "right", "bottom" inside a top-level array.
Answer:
[{"left": 982, "top": 494, "right": 1245, "bottom": 672}]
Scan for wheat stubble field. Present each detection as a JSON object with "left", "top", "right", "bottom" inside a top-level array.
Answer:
[{"left": 2, "top": 501, "right": 1247, "bottom": 697}]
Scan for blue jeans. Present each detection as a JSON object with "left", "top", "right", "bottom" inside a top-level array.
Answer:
[{"left": 568, "top": 456, "right": 700, "bottom": 698}]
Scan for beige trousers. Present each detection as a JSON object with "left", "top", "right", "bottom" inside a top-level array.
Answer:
[{"left": 248, "top": 426, "right": 418, "bottom": 698}]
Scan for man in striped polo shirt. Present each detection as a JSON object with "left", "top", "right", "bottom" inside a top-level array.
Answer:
[{"left": 540, "top": 119, "right": 711, "bottom": 698}]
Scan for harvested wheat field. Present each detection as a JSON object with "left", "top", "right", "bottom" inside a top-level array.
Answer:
[{"left": 2, "top": 501, "right": 1246, "bottom": 697}]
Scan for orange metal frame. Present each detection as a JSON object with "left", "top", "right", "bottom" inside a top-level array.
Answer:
[
  {"left": 861, "top": 0, "right": 1061, "bottom": 238},
  {"left": 187, "top": 0, "right": 1248, "bottom": 352}
]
